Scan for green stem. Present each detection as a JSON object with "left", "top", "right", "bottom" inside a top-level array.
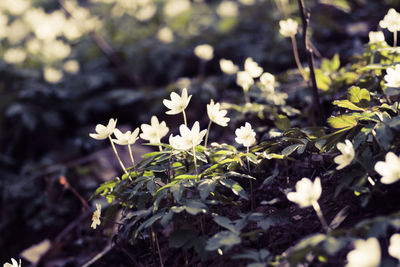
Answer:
[
  {"left": 193, "top": 145, "right": 198, "bottom": 180},
  {"left": 290, "top": 35, "right": 308, "bottom": 81},
  {"left": 394, "top": 31, "right": 398, "bottom": 48},
  {"left": 312, "top": 201, "right": 329, "bottom": 233},
  {"left": 127, "top": 144, "right": 137, "bottom": 173},
  {"left": 204, "top": 121, "right": 212, "bottom": 149},
  {"left": 247, "top": 146, "right": 254, "bottom": 211},
  {"left": 108, "top": 136, "right": 130, "bottom": 179},
  {"left": 182, "top": 110, "right": 187, "bottom": 126}
]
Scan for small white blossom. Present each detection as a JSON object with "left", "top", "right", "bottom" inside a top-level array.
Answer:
[
  {"left": 235, "top": 122, "right": 256, "bottom": 147},
  {"left": 113, "top": 128, "right": 140, "bottom": 145},
  {"left": 157, "top": 27, "right": 174, "bottom": 43},
  {"left": 346, "top": 238, "right": 381, "bottom": 267},
  {"left": 384, "top": 64, "right": 400, "bottom": 88},
  {"left": 244, "top": 57, "right": 263, "bottom": 78},
  {"left": 334, "top": 140, "right": 355, "bottom": 170},
  {"left": 140, "top": 116, "right": 169, "bottom": 144},
  {"left": 163, "top": 88, "right": 192, "bottom": 115},
  {"left": 259, "top": 72, "right": 275, "bottom": 92},
  {"left": 380, "top": 8, "right": 400, "bottom": 33},
  {"left": 91, "top": 203, "right": 101, "bottom": 229},
  {"left": 368, "top": 31, "right": 386, "bottom": 44},
  {"left": 169, "top": 121, "right": 207, "bottom": 150},
  {"left": 279, "top": 18, "right": 298, "bottom": 37},
  {"left": 216, "top": 1, "right": 238, "bottom": 17},
  {"left": 287, "top": 177, "right": 321, "bottom": 208},
  {"left": 236, "top": 71, "right": 254, "bottom": 92},
  {"left": 374, "top": 152, "right": 400, "bottom": 184},
  {"left": 194, "top": 44, "right": 214, "bottom": 61},
  {"left": 3, "top": 258, "right": 21, "bottom": 267},
  {"left": 220, "top": 59, "right": 239, "bottom": 74},
  {"left": 389, "top": 233, "right": 400, "bottom": 261},
  {"left": 207, "top": 100, "right": 230, "bottom": 127},
  {"left": 89, "top": 119, "right": 117, "bottom": 140}
]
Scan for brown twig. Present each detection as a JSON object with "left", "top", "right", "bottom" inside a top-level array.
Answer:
[{"left": 297, "top": 0, "right": 325, "bottom": 125}]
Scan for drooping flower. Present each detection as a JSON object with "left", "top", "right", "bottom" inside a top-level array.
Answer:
[
  {"left": 379, "top": 8, "right": 400, "bottom": 33},
  {"left": 140, "top": 116, "right": 169, "bottom": 144},
  {"left": 368, "top": 31, "right": 386, "bottom": 44},
  {"left": 374, "top": 152, "right": 400, "bottom": 184},
  {"left": 194, "top": 44, "right": 214, "bottom": 61},
  {"left": 169, "top": 121, "right": 207, "bottom": 150},
  {"left": 236, "top": 71, "right": 254, "bottom": 92},
  {"left": 384, "top": 65, "right": 400, "bottom": 88},
  {"left": 207, "top": 100, "right": 230, "bottom": 127},
  {"left": 220, "top": 59, "right": 239, "bottom": 74},
  {"left": 346, "top": 238, "right": 381, "bottom": 267},
  {"left": 287, "top": 177, "right": 321, "bottom": 208},
  {"left": 91, "top": 203, "right": 101, "bottom": 229},
  {"left": 389, "top": 233, "right": 400, "bottom": 261},
  {"left": 163, "top": 88, "right": 192, "bottom": 115},
  {"left": 113, "top": 128, "right": 140, "bottom": 145},
  {"left": 244, "top": 57, "right": 263, "bottom": 78},
  {"left": 235, "top": 122, "right": 256, "bottom": 147},
  {"left": 334, "top": 139, "right": 355, "bottom": 170},
  {"left": 279, "top": 18, "right": 298, "bottom": 37},
  {"left": 3, "top": 258, "right": 21, "bottom": 267},
  {"left": 259, "top": 72, "right": 275, "bottom": 92},
  {"left": 89, "top": 119, "right": 117, "bottom": 140}
]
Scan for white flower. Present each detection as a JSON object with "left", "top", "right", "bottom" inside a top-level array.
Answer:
[
  {"left": 380, "top": 8, "right": 400, "bottom": 33},
  {"left": 220, "top": 59, "right": 239, "bottom": 75},
  {"left": 259, "top": 72, "right": 275, "bottom": 92},
  {"left": 194, "top": 44, "right": 214, "bottom": 61},
  {"left": 140, "top": 116, "right": 169, "bottom": 144},
  {"left": 279, "top": 18, "right": 298, "bottom": 37},
  {"left": 235, "top": 122, "right": 256, "bottom": 147},
  {"left": 244, "top": 57, "right": 263, "bottom": 78},
  {"left": 207, "top": 100, "right": 230, "bottom": 127},
  {"left": 3, "top": 258, "right": 21, "bottom": 267},
  {"left": 216, "top": 1, "right": 238, "bottom": 17},
  {"left": 113, "top": 128, "right": 140, "bottom": 145},
  {"left": 334, "top": 140, "right": 355, "bottom": 170},
  {"left": 163, "top": 88, "right": 192, "bottom": 115},
  {"left": 44, "top": 67, "right": 63, "bottom": 84},
  {"left": 384, "top": 64, "right": 400, "bottom": 88},
  {"left": 169, "top": 121, "right": 207, "bottom": 150},
  {"left": 368, "top": 31, "right": 386, "bottom": 44},
  {"left": 89, "top": 119, "right": 117, "bottom": 140},
  {"left": 287, "top": 177, "right": 321, "bottom": 208},
  {"left": 236, "top": 71, "right": 254, "bottom": 92},
  {"left": 346, "top": 238, "right": 381, "bottom": 267},
  {"left": 91, "top": 203, "right": 101, "bottom": 229},
  {"left": 389, "top": 233, "right": 400, "bottom": 261},
  {"left": 374, "top": 152, "right": 400, "bottom": 184},
  {"left": 157, "top": 27, "right": 174, "bottom": 43}
]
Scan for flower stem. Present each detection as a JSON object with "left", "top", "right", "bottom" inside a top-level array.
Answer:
[
  {"left": 127, "top": 144, "right": 137, "bottom": 173},
  {"left": 312, "top": 201, "right": 329, "bottom": 232},
  {"left": 204, "top": 121, "right": 212, "bottom": 149},
  {"left": 394, "top": 31, "right": 398, "bottom": 48},
  {"left": 108, "top": 136, "right": 130, "bottom": 179},
  {"left": 290, "top": 35, "right": 308, "bottom": 81},
  {"left": 247, "top": 146, "right": 254, "bottom": 211},
  {"left": 182, "top": 110, "right": 187, "bottom": 126},
  {"left": 193, "top": 145, "right": 198, "bottom": 180}
]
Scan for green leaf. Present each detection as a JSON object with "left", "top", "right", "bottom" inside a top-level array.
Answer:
[
  {"left": 315, "top": 68, "right": 331, "bottom": 91},
  {"left": 348, "top": 86, "right": 370, "bottom": 108},
  {"left": 281, "top": 143, "right": 304, "bottom": 156},
  {"left": 219, "top": 179, "right": 249, "bottom": 200},
  {"left": 274, "top": 114, "right": 291, "bottom": 130},
  {"left": 171, "top": 200, "right": 208, "bottom": 215},
  {"left": 170, "top": 183, "right": 184, "bottom": 202},
  {"left": 327, "top": 115, "right": 358, "bottom": 128},
  {"left": 213, "top": 216, "right": 237, "bottom": 233},
  {"left": 205, "top": 231, "right": 241, "bottom": 251},
  {"left": 332, "top": 100, "right": 365, "bottom": 111},
  {"left": 374, "top": 122, "right": 393, "bottom": 150},
  {"left": 198, "top": 179, "right": 216, "bottom": 200}
]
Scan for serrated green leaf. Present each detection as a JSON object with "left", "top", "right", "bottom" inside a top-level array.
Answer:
[
  {"left": 205, "top": 231, "right": 241, "bottom": 251},
  {"left": 198, "top": 179, "right": 216, "bottom": 200},
  {"left": 219, "top": 179, "right": 249, "bottom": 200},
  {"left": 348, "top": 86, "right": 370, "bottom": 108},
  {"left": 327, "top": 115, "right": 358, "bottom": 128},
  {"left": 333, "top": 100, "right": 365, "bottom": 111}
]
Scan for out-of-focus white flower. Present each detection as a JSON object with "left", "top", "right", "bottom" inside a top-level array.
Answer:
[
  {"left": 235, "top": 122, "right": 256, "bottom": 147},
  {"left": 374, "top": 152, "right": 400, "bottom": 184},
  {"left": 389, "top": 233, "right": 400, "bottom": 261},
  {"left": 238, "top": 0, "right": 255, "bottom": 6},
  {"left": 287, "top": 177, "right": 321, "bottom": 208},
  {"left": 91, "top": 203, "right": 101, "bottom": 229},
  {"left": 346, "top": 238, "right": 381, "bottom": 267},
  {"left": 157, "top": 27, "right": 174, "bottom": 43},
  {"left": 113, "top": 128, "right": 140, "bottom": 145},
  {"left": 140, "top": 116, "right": 169, "bottom": 144},
  {"left": 384, "top": 64, "right": 400, "bottom": 88},
  {"left": 259, "top": 72, "right": 275, "bottom": 92},
  {"left": 236, "top": 71, "right": 254, "bottom": 92},
  {"left": 169, "top": 121, "right": 207, "bottom": 150},
  {"left": 216, "top": 1, "right": 238, "bottom": 17},
  {"left": 163, "top": 0, "right": 191, "bottom": 18},
  {"left": 43, "top": 40, "right": 71, "bottom": 61},
  {"left": 63, "top": 60, "right": 80, "bottom": 74},
  {"left": 207, "top": 100, "right": 230, "bottom": 127},
  {"left": 220, "top": 59, "right": 239, "bottom": 74},
  {"left": 4, "top": 48, "right": 27, "bottom": 64},
  {"left": 380, "top": 8, "right": 400, "bottom": 33},
  {"left": 279, "top": 18, "right": 298, "bottom": 37},
  {"left": 89, "top": 119, "right": 117, "bottom": 140},
  {"left": 334, "top": 140, "right": 355, "bottom": 170},
  {"left": 3, "top": 258, "right": 21, "bottom": 267},
  {"left": 368, "top": 31, "right": 386, "bottom": 44},
  {"left": 0, "top": 0, "right": 30, "bottom": 16},
  {"left": 163, "top": 88, "right": 192, "bottom": 115},
  {"left": 43, "top": 67, "right": 63, "bottom": 84},
  {"left": 244, "top": 57, "right": 263, "bottom": 78},
  {"left": 194, "top": 44, "right": 214, "bottom": 61}
]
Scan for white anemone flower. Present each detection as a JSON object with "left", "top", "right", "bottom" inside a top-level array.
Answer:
[
  {"left": 194, "top": 44, "right": 214, "bottom": 61},
  {"left": 163, "top": 88, "right": 192, "bottom": 115},
  {"left": 89, "top": 119, "right": 117, "bottom": 140},
  {"left": 287, "top": 177, "right": 321, "bottom": 208},
  {"left": 220, "top": 59, "right": 239, "bottom": 75},
  {"left": 380, "top": 8, "right": 400, "bottom": 33},
  {"left": 169, "top": 121, "right": 207, "bottom": 150},
  {"left": 140, "top": 116, "right": 169, "bottom": 144},
  {"left": 334, "top": 140, "right": 355, "bottom": 170},
  {"left": 374, "top": 152, "right": 400, "bottom": 184},
  {"left": 235, "top": 122, "right": 256, "bottom": 147},
  {"left": 384, "top": 64, "right": 400, "bottom": 88},
  {"left": 3, "top": 258, "right": 21, "bottom": 267},
  {"left": 279, "top": 18, "right": 298, "bottom": 37},
  {"left": 346, "top": 238, "right": 381, "bottom": 267},
  {"left": 389, "top": 233, "right": 400, "bottom": 261},
  {"left": 244, "top": 57, "right": 263, "bottom": 78},
  {"left": 207, "top": 100, "right": 230, "bottom": 127},
  {"left": 91, "top": 203, "right": 101, "bottom": 229},
  {"left": 368, "top": 31, "right": 386, "bottom": 44},
  {"left": 113, "top": 128, "right": 140, "bottom": 145},
  {"left": 259, "top": 72, "right": 275, "bottom": 92},
  {"left": 236, "top": 71, "right": 254, "bottom": 92}
]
